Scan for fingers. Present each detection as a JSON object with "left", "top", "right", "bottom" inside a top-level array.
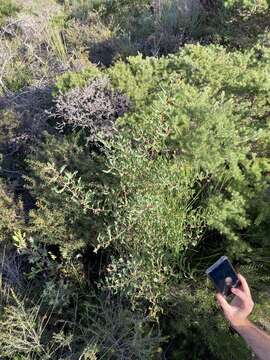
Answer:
[
  {"left": 216, "top": 292, "right": 231, "bottom": 313},
  {"left": 231, "top": 287, "right": 247, "bottom": 302},
  {"left": 237, "top": 274, "right": 251, "bottom": 297}
]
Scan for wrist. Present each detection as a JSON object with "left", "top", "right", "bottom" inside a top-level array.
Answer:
[{"left": 231, "top": 318, "right": 252, "bottom": 332}]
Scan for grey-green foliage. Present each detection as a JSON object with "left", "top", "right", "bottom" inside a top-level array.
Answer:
[
  {"left": 53, "top": 77, "right": 130, "bottom": 141},
  {"left": 0, "top": 286, "right": 163, "bottom": 360},
  {"left": 76, "top": 295, "right": 163, "bottom": 359},
  {"left": 153, "top": 0, "right": 203, "bottom": 33},
  {"left": 0, "top": 294, "right": 50, "bottom": 360}
]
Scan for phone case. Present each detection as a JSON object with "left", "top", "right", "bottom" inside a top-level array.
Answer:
[{"left": 206, "top": 256, "right": 239, "bottom": 297}]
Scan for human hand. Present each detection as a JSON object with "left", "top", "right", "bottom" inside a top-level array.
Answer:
[{"left": 216, "top": 274, "right": 254, "bottom": 329}]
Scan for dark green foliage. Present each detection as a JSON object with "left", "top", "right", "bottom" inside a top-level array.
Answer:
[
  {"left": 25, "top": 135, "right": 101, "bottom": 253},
  {"left": 0, "top": 109, "right": 21, "bottom": 155},
  {"left": 163, "top": 287, "right": 251, "bottom": 360},
  {"left": 0, "top": 181, "right": 24, "bottom": 243}
]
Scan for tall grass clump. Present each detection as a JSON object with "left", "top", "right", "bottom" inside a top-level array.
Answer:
[
  {"left": 45, "top": 20, "right": 68, "bottom": 66},
  {"left": 153, "top": 0, "right": 203, "bottom": 34}
]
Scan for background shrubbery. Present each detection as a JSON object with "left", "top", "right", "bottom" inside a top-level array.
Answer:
[{"left": 1, "top": 0, "right": 270, "bottom": 359}]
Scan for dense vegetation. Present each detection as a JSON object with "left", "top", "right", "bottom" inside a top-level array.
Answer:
[{"left": 1, "top": 0, "right": 270, "bottom": 359}]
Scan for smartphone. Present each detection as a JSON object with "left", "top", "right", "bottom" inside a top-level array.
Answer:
[{"left": 206, "top": 256, "right": 239, "bottom": 297}]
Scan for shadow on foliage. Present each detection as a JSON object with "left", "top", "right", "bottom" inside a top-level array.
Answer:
[
  {"left": 0, "top": 85, "right": 55, "bottom": 213},
  {"left": 161, "top": 290, "right": 252, "bottom": 360},
  {"left": 212, "top": 6, "right": 270, "bottom": 49},
  {"left": 84, "top": 2, "right": 270, "bottom": 67}
]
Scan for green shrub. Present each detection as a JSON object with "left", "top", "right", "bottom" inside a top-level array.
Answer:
[
  {"left": 96, "top": 78, "right": 268, "bottom": 298},
  {"left": 18, "top": 41, "right": 270, "bottom": 358},
  {"left": 53, "top": 64, "right": 102, "bottom": 94},
  {"left": 107, "top": 54, "right": 170, "bottom": 106},
  {"left": 0, "top": 110, "right": 21, "bottom": 152},
  {"left": 3, "top": 60, "right": 33, "bottom": 93},
  {"left": 0, "top": 181, "right": 24, "bottom": 243},
  {"left": 224, "top": 0, "right": 269, "bottom": 10},
  {"left": 0, "top": 0, "right": 20, "bottom": 26},
  {"left": 25, "top": 133, "right": 109, "bottom": 255}
]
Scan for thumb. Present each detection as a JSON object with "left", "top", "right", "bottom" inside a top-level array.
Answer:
[{"left": 216, "top": 292, "right": 231, "bottom": 313}]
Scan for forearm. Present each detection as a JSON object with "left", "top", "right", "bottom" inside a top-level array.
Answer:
[{"left": 234, "top": 320, "right": 270, "bottom": 360}]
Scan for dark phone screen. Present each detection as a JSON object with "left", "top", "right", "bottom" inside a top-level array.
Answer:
[{"left": 208, "top": 258, "right": 238, "bottom": 296}]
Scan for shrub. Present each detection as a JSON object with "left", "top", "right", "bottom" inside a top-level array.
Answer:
[
  {"left": 2, "top": 60, "right": 33, "bottom": 93},
  {"left": 0, "top": 292, "right": 45, "bottom": 358},
  {"left": 76, "top": 294, "right": 164, "bottom": 359},
  {"left": 224, "top": 0, "right": 269, "bottom": 10},
  {"left": 25, "top": 133, "right": 109, "bottom": 255},
  {"left": 153, "top": 0, "right": 203, "bottom": 33},
  {"left": 52, "top": 77, "right": 130, "bottom": 140},
  {"left": 0, "top": 88, "right": 53, "bottom": 183},
  {"left": 0, "top": 181, "right": 24, "bottom": 243},
  {"left": 0, "top": 109, "right": 21, "bottom": 155},
  {"left": 22, "top": 40, "right": 270, "bottom": 358},
  {"left": 96, "top": 79, "right": 267, "bottom": 291},
  {"left": 53, "top": 64, "right": 102, "bottom": 94},
  {"left": 2, "top": 1, "right": 270, "bottom": 359},
  {"left": 108, "top": 42, "right": 270, "bottom": 122},
  {"left": 0, "top": 0, "right": 20, "bottom": 26},
  {"left": 0, "top": 287, "right": 163, "bottom": 360}
]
